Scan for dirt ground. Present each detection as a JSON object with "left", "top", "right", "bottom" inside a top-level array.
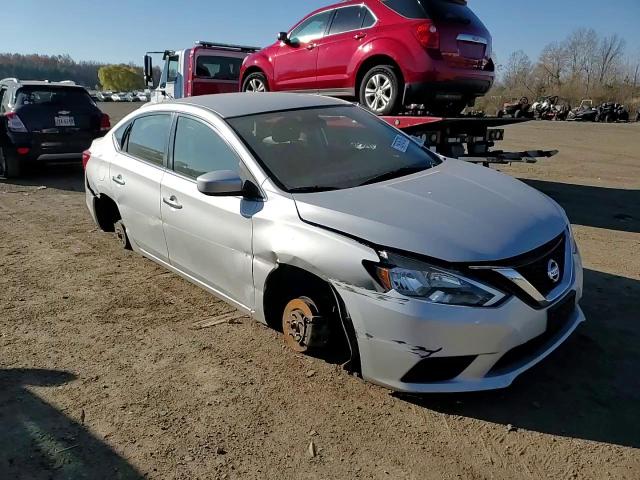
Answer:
[{"left": 1, "top": 103, "right": 639, "bottom": 479}]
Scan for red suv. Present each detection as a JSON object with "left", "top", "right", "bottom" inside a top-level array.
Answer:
[{"left": 240, "top": 0, "right": 494, "bottom": 116}]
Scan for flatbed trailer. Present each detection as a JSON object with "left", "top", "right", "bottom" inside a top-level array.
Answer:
[{"left": 382, "top": 115, "right": 558, "bottom": 166}]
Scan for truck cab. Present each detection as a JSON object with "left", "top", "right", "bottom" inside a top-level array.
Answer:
[{"left": 144, "top": 41, "right": 260, "bottom": 104}]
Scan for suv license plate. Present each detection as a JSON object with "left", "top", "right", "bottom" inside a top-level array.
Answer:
[{"left": 54, "top": 116, "right": 75, "bottom": 127}]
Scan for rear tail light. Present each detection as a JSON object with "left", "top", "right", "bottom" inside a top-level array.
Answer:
[
  {"left": 5, "top": 112, "right": 28, "bottom": 133},
  {"left": 82, "top": 150, "right": 91, "bottom": 170},
  {"left": 100, "top": 113, "right": 111, "bottom": 132},
  {"left": 415, "top": 21, "right": 440, "bottom": 50},
  {"left": 16, "top": 147, "right": 30, "bottom": 155}
]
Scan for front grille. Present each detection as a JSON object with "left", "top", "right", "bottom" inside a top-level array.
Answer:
[
  {"left": 517, "top": 234, "right": 566, "bottom": 297},
  {"left": 489, "top": 291, "right": 577, "bottom": 375}
]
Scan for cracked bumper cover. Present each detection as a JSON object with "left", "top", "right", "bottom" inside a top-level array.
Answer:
[{"left": 331, "top": 253, "right": 584, "bottom": 393}]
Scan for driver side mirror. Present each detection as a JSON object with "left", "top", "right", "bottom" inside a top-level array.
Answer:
[
  {"left": 197, "top": 170, "right": 262, "bottom": 199},
  {"left": 143, "top": 55, "right": 154, "bottom": 87},
  {"left": 277, "top": 32, "right": 289, "bottom": 43}
]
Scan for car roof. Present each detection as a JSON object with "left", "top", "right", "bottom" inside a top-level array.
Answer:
[
  {"left": 173, "top": 92, "right": 349, "bottom": 118},
  {"left": 1, "top": 79, "right": 84, "bottom": 89}
]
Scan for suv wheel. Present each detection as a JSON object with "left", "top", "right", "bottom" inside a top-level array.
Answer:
[
  {"left": 359, "top": 66, "right": 400, "bottom": 116},
  {"left": 0, "top": 148, "right": 21, "bottom": 179},
  {"left": 242, "top": 72, "right": 269, "bottom": 93}
]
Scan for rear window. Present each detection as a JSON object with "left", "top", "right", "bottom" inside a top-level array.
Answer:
[
  {"left": 195, "top": 56, "right": 243, "bottom": 81},
  {"left": 382, "top": 0, "right": 477, "bottom": 23},
  {"left": 15, "top": 87, "right": 94, "bottom": 107}
]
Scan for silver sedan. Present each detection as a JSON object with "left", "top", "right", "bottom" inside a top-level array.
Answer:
[{"left": 84, "top": 93, "right": 584, "bottom": 393}]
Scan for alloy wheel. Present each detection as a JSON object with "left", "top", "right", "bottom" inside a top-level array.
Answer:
[
  {"left": 364, "top": 73, "right": 393, "bottom": 113},
  {"left": 246, "top": 78, "right": 266, "bottom": 93}
]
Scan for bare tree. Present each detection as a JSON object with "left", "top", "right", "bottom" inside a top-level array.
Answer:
[
  {"left": 538, "top": 42, "right": 568, "bottom": 88},
  {"left": 503, "top": 50, "right": 534, "bottom": 93},
  {"left": 597, "top": 34, "right": 626, "bottom": 85}
]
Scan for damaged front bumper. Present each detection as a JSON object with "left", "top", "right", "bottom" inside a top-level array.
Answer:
[{"left": 331, "top": 254, "right": 584, "bottom": 393}]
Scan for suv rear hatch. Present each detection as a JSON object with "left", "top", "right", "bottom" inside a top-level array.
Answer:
[
  {"left": 13, "top": 86, "right": 103, "bottom": 154},
  {"left": 383, "top": 0, "right": 491, "bottom": 68}
]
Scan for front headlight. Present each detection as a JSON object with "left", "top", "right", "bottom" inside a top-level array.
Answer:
[
  {"left": 368, "top": 252, "right": 505, "bottom": 307},
  {"left": 567, "top": 225, "right": 578, "bottom": 254}
]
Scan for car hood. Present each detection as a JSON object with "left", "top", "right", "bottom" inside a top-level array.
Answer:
[{"left": 293, "top": 159, "right": 567, "bottom": 263}]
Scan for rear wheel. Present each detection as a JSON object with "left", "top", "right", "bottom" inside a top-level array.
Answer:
[
  {"left": 114, "top": 220, "right": 132, "bottom": 250},
  {"left": 359, "top": 65, "right": 400, "bottom": 116},
  {"left": 0, "top": 148, "right": 22, "bottom": 179},
  {"left": 242, "top": 72, "right": 269, "bottom": 93}
]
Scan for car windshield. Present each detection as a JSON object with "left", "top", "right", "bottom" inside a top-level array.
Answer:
[
  {"left": 227, "top": 105, "right": 441, "bottom": 192},
  {"left": 16, "top": 87, "right": 94, "bottom": 107}
]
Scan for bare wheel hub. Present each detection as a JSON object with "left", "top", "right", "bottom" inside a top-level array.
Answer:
[{"left": 282, "top": 297, "right": 329, "bottom": 353}]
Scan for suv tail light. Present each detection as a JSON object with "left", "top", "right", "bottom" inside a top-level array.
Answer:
[
  {"left": 100, "top": 113, "right": 111, "bottom": 132},
  {"left": 82, "top": 150, "right": 91, "bottom": 170},
  {"left": 5, "top": 112, "right": 28, "bottom": 133},
  {"left": 415, "top": 21, "right": 440, "bottom": 50}
]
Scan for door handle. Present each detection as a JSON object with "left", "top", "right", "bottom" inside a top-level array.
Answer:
[
  {"left": 306, "top": 43, "right": 317, "bottom": 50},
  {"left": 354, "top": 33, "right": 367, "bottom": 40},
  {"left": 163, "top": 195, "right": 183, "bottom": 210},
  {"left": 112, "top": 174, "right": 125, "bottom": 186}
]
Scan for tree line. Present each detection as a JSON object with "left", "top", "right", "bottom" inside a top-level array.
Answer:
[
  {"left": 477, "top": 29, "right": 639, "bottom": 113},
  {"left": 0, "top": 53, "right": 151, "bottom": 91}
]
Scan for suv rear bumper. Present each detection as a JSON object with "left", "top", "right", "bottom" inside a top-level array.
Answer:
[
  {"left": 6, "top": 131, "right": 102, "bottom": 163},
  {"left": 403, "top": 77, "right": 493, "bottom": 105}
]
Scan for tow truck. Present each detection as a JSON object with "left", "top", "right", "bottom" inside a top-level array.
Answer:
[
  {"left": 144, "top": 43, "right": 558, "bottom": 166},
  {"left": 143, "top": 41, "right": 259, "bottom": 104}
]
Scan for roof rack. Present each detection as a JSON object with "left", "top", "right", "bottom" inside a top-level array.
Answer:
[
  {"left": 196, "top": 41, "right": 260, "bottom": 53},
  {"left": 59, "top": 80, "right": 76, "bottom": 85}
]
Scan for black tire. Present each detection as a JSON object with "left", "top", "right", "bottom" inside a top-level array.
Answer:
[
  {"left": 0, "top": 148, "right": 22, "bottom": 179},
  {"left": 359, "top": 65, "right": 401, "bottom": 116},
  {"left": 242, "top": 72, "right": 269, "bottom": 93},
  {"left": 114, "top": 220, "right": 132, "bottom": 250}
]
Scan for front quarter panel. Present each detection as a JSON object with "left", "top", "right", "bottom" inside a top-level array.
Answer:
[
  {"left": 241, "top": 48, "right": 277, "bottom": 89},
  {"left": 251, "top": 185, "right": 380, "bottom": 325}
]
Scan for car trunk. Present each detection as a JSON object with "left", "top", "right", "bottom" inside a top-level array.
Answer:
[
  {"left": 14, "top": 87, "right": 103, "bottom": 154},
  {"left": 424, "top": 0, "right": 491, "bottom": 67}
]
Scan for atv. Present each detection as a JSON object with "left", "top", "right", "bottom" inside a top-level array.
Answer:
[
  {"left": 497, "top": 96, "right": 532, "bottom": 119},
  {"left": 567, "top": 99, "right": 598, "bottom": 122}
]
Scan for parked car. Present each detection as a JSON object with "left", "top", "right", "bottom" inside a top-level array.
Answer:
[
  {"left": 240, "top": 0, "right": 495, "bottom": 116},
  {"left": 136, "top": 92, "right": 150, "bottom": 102},
  {"left": 0, "top": 78, "right": 110, "bottom": 178},
  {"left": 96, "top": 91, "right": 113, "bottom": 102},
  {"left": 124, "top": 92, "right": 140, "bottom": 102},
  {"left": 497, "top": 96, "right": 532, "bottom": 119},
  {"left": 111, "top": 92, "right": 128, "bottom": 102},
  {"left": 85, "top": 93, "right": 584, "bottom": 393}
]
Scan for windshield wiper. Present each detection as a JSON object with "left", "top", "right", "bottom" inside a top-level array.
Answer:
[
  {"left": 358, "top": 166, "right": 427, "bottom": 186},
  {"left": 288, "top": 186, "right": 340, "bottom": 193}
]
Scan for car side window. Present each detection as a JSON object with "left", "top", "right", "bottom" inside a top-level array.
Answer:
[
  {"left": 113, "top": 122, "right": 130, "bottom": 150},
  {"left": 172, "top": 116, "right": 240, "bottom": 179},
  {"left": 167, "top": 56, "right": 179, "bottom": 83},
  {"left": 329, "top": 6, "right": 367, "bottom": 35},
  {"left": 0, "top": 88, "right": 6, "bottom": 113},
  {"left": 125, "top": 115, "right": 172, "bottom": 166},
  {"left": 289, "top": 10, "right": 334, "bottom": 44},
  {"left": 361, "top": 8, "right": 376, "bottom": 28}
]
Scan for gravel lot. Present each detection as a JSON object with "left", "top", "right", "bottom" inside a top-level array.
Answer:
[{"left": 1, "top": 102, "right": 639, "bottom": 479}]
